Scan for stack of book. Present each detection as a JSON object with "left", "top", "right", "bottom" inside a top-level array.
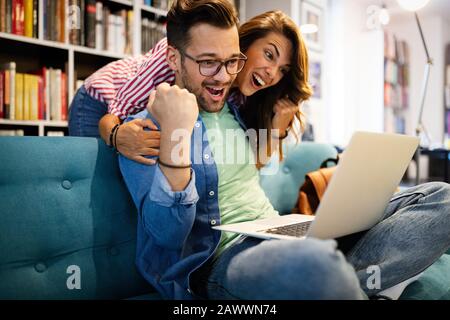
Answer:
[
  {"left": 0, "top": 62, "right": 68, "bottom": 122},
  {"left": 0, "top": 0, "right": 39, "bottom": 38}
]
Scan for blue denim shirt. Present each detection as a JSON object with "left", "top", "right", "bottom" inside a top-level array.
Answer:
[{"left": 119, "top": 103, "right": 248, "bottom": 300}]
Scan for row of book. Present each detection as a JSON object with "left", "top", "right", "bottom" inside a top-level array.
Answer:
[
  {"left": 0, "top": 0, "right": 136, "bottom": 55},
  {"left": 67, "top": 0, "right": 134, "bottom": 54},
  {"left": 0, "top": 0, "right": 38, "bottom": 37},
  {"left": 384, "top": 108, "right": 406, "bottom": 135},
  {"left": 0, "top": 62, "right": 68, "bottom": 121},
  {"left": 384, "top": 32, "right": 410, "bottom": 64},
  {"left": 384, "top": 82, "right": 409, "bottom": 110},
  {"left": 141, "top": 0, "right": 174, "bottom": 10},
  {"left": 141, "top": 17, "right": 165, "bottom": 53}
]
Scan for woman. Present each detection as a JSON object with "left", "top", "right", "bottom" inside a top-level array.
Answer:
[{"left": 68, "top": 10, "right": 311, "bottom": 165}]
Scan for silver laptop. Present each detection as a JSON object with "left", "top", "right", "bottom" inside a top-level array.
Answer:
[{"left": 212, "top": 131, "right": 419, "bottom": 240}]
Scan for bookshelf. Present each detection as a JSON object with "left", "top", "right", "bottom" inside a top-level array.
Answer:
[
  {"left": 383, "top": 31, "right": 410, "bottom": 134},
  {"left": 0, "top": 0, "right": 169, "bottom": 136}
]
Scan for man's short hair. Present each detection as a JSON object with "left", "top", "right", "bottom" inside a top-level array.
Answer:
[{"left": 167, "top": 0, "right": 239, "bottom": 51}]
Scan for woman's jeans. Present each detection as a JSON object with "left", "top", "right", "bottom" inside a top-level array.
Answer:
[
  {"left": 192, "top": 182, "right": 450, "bottom": 299},
  {"left": 68, "top": 86, "right": 108, "bottom": 137}
]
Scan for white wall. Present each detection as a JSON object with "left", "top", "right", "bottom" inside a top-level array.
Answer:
[
  {"left": 386, "top": 14, "right": 447, "bottom": 147},
  {"left": 324, "top": 0, "right": 384, "bottom": 146}
]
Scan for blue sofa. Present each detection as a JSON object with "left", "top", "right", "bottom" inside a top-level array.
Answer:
[{"left": 0, "top": 137, "right": 448, "bottom": 300}]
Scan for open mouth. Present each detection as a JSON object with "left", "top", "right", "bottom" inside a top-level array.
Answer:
[
  {"left": 252, "top": 73, "right": 266, "bottom": 88},
  {"left": 205, "top": 86, "right": 225, "bottom": 100}
]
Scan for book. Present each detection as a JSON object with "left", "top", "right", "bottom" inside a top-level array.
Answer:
[
  {"left": 30, "top": 75, "right": 38, "bottom": 120},
  {"left": 0, "top": 0, "right": 6, "bottom": 32},
  {"left": 95, "top": 1, "right": 103, "bottom": 50},
  {"left": 15, "top": 72, "right": 23, "bottom": 120},
  {"left": 24, "top": 0, "right": 32, "bottom": 37},
  {"left": 61, "top": 72, "right": 67, "bottom": 121},
  {"left": 68, "top": 0, "right": 79, "bottom": 45},
  {"left": 37, "top": 75, "right": 44, "bottom": 120},
  {"left": 23, "top": 73, "right": 30, "bottom": 120},
  {"left": 12, "top": 0, "right": 24, "bottom": 35},
  {"left": 32, "top": 0, "right": 37, "bottom": 37},
  {"left": 2, "top": 62, "right": 16, "bottom": 120},
  {"left": 85, "top": 0, "right": 96, "bottom": 48},
  {"left": 0, "top": 70, "right": 4, "bottom": 118},
  {"left": 57, "top": 0, "right": 66, "bottom": 43},
  {"left": 125, "top": 9, "right": 133, "bottom": 55},
  {"left": 5, "top": 0, "right": 12, "bottom": 33}
]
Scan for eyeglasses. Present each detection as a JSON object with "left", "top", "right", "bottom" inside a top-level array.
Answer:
[{"left": 180, "top": 50, "right": 247, "bottom": 77}]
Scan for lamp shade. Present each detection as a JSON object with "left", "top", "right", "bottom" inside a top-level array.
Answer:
[{"left": 396, "top": 0, "right": 431, "bottom": 11}]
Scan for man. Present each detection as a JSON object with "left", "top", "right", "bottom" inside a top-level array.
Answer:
[
  {"left": 119, "top": 0, "right": 364, "bottom": 300},
  {"left": 120, "top": 0, "right": 450, "bottom": 300}
]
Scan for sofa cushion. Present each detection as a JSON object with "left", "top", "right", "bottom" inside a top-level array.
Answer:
[
  {"left": 0, "top": 137, "right": 153, "bottom": 299},
  {"left": 259, "top": 142, "right": 338, "bottom": 214},
  {"left": 400, "top": 253, "right": 450, "bottom": 300}
]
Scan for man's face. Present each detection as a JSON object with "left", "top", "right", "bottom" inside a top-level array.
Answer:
[{"left": 175, "top": 23, "right": 240, "bottom": 113}]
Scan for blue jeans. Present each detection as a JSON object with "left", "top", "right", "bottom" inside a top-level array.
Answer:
[
  {"left": 192, "top": 182, "right": 450, "bottom": 299},
  {"left": 68, "top": 86, "right": 108, "bottom": 137}
]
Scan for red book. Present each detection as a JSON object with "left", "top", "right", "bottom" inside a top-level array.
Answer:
[
  {"left": 37, "top": 75, "right": 44, "bottom": 120},
  {"left": 0, "top": 71, "right": 4, "bottom": 118},
  {"left": 61, "top": 72, "right": 67, "bottom": 121},
  {"left": 12, "top": 0, "right": 24, "bottom": 35}
]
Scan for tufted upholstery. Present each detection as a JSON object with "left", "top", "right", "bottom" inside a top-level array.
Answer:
[
  {"left": 0, "top": 137, "right": 153, "bottom": 299},
  {"left": 0, "top": 137, "right": 448, "bottom": 300},
  {"left": 259, "top": 142, "right": 338, "bottom": 214}
]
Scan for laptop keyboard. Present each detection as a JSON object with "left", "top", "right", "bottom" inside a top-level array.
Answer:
[{"left": 260, "top": 221, "right": 313, "bottom": 238}]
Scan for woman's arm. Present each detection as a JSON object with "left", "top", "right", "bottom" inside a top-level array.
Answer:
[
  {"left": 99, "top": 113, "right": 160, "bottom": 165},
  {"left": 257, "top": 97, "right": 299, "bottom": 166}
]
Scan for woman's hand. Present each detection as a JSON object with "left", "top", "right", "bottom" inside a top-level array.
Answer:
[
  {"left": 115, "top": 118, "right": 160, "bottom": 165},
  {"left": 271, "top": 97, "right": 299, "bottom": 138}
]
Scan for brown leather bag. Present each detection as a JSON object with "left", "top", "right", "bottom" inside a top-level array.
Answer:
[{"left": 296, "top": 157, "right": 339, "bottom": 215}]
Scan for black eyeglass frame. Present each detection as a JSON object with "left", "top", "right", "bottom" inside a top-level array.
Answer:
[{"left": 179, "top": 50, "right": 248, "bottom": 77}]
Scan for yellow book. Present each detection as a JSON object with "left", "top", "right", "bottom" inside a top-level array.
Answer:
[
  {"left": 24, "top": 0, "right": 33, "bottom": 38},
  {"left": 30, "top": 75, "right": 39, "bottom": 120},
  {"left": 15, "top": 73, "right": 24, "bottom": 121},
  {"left": 23, "top": 74, "right": 30, "bottom": 120}
]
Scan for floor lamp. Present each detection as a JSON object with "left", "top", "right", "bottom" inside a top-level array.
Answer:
[{"left": 396, "top": 0, "right": 433, "bottom": 185}]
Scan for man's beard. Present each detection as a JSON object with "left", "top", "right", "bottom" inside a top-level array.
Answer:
[{"left": 180, "top": 65, "right": 231, "bottom": 113}]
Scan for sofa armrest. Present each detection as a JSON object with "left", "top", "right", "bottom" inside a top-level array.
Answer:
[{"left": 259, "top": 142, "right": 338, "bottom": 214}]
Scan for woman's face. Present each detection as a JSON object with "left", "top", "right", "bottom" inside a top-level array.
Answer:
[{"left": 236, "top": 32, "right": 293, "bottom": 96}]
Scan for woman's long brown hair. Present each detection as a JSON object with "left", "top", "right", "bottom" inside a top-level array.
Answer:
[{"left": 238, "top": 11, "right": 313, "bottom": 163}]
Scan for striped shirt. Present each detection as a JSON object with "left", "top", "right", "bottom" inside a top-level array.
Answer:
[
  {"left": 84, "top": 38, "right": 175, "bottom": 119},
  {"left": 84, "top": 37, "right": 246, "bottom": 120}
]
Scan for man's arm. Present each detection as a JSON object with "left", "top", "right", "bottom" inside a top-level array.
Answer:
[
  {"left": 118, "top": 83, "right": 200, "bottom": 249},
  {"left": 257, "top": 98, "right": 299, "bottom": 166},
  {"left": 148, "top": 83, "right": 199, "bottom": 191}
]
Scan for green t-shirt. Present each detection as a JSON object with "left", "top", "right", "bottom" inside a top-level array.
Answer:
[{"left": 200, "top": 103, "right": 279, "bottom": 258}]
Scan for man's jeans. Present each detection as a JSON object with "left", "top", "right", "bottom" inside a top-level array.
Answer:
[
  {"left": 68, "top": 86, "right": 107, "bottom": 137},
  {"left": 192, "top": 182, "right": 450, "bottom": 299}
]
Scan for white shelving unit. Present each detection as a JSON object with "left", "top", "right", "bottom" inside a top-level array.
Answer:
[{"left": 0, "top": 0, "right": 168, "bottom": 136}]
